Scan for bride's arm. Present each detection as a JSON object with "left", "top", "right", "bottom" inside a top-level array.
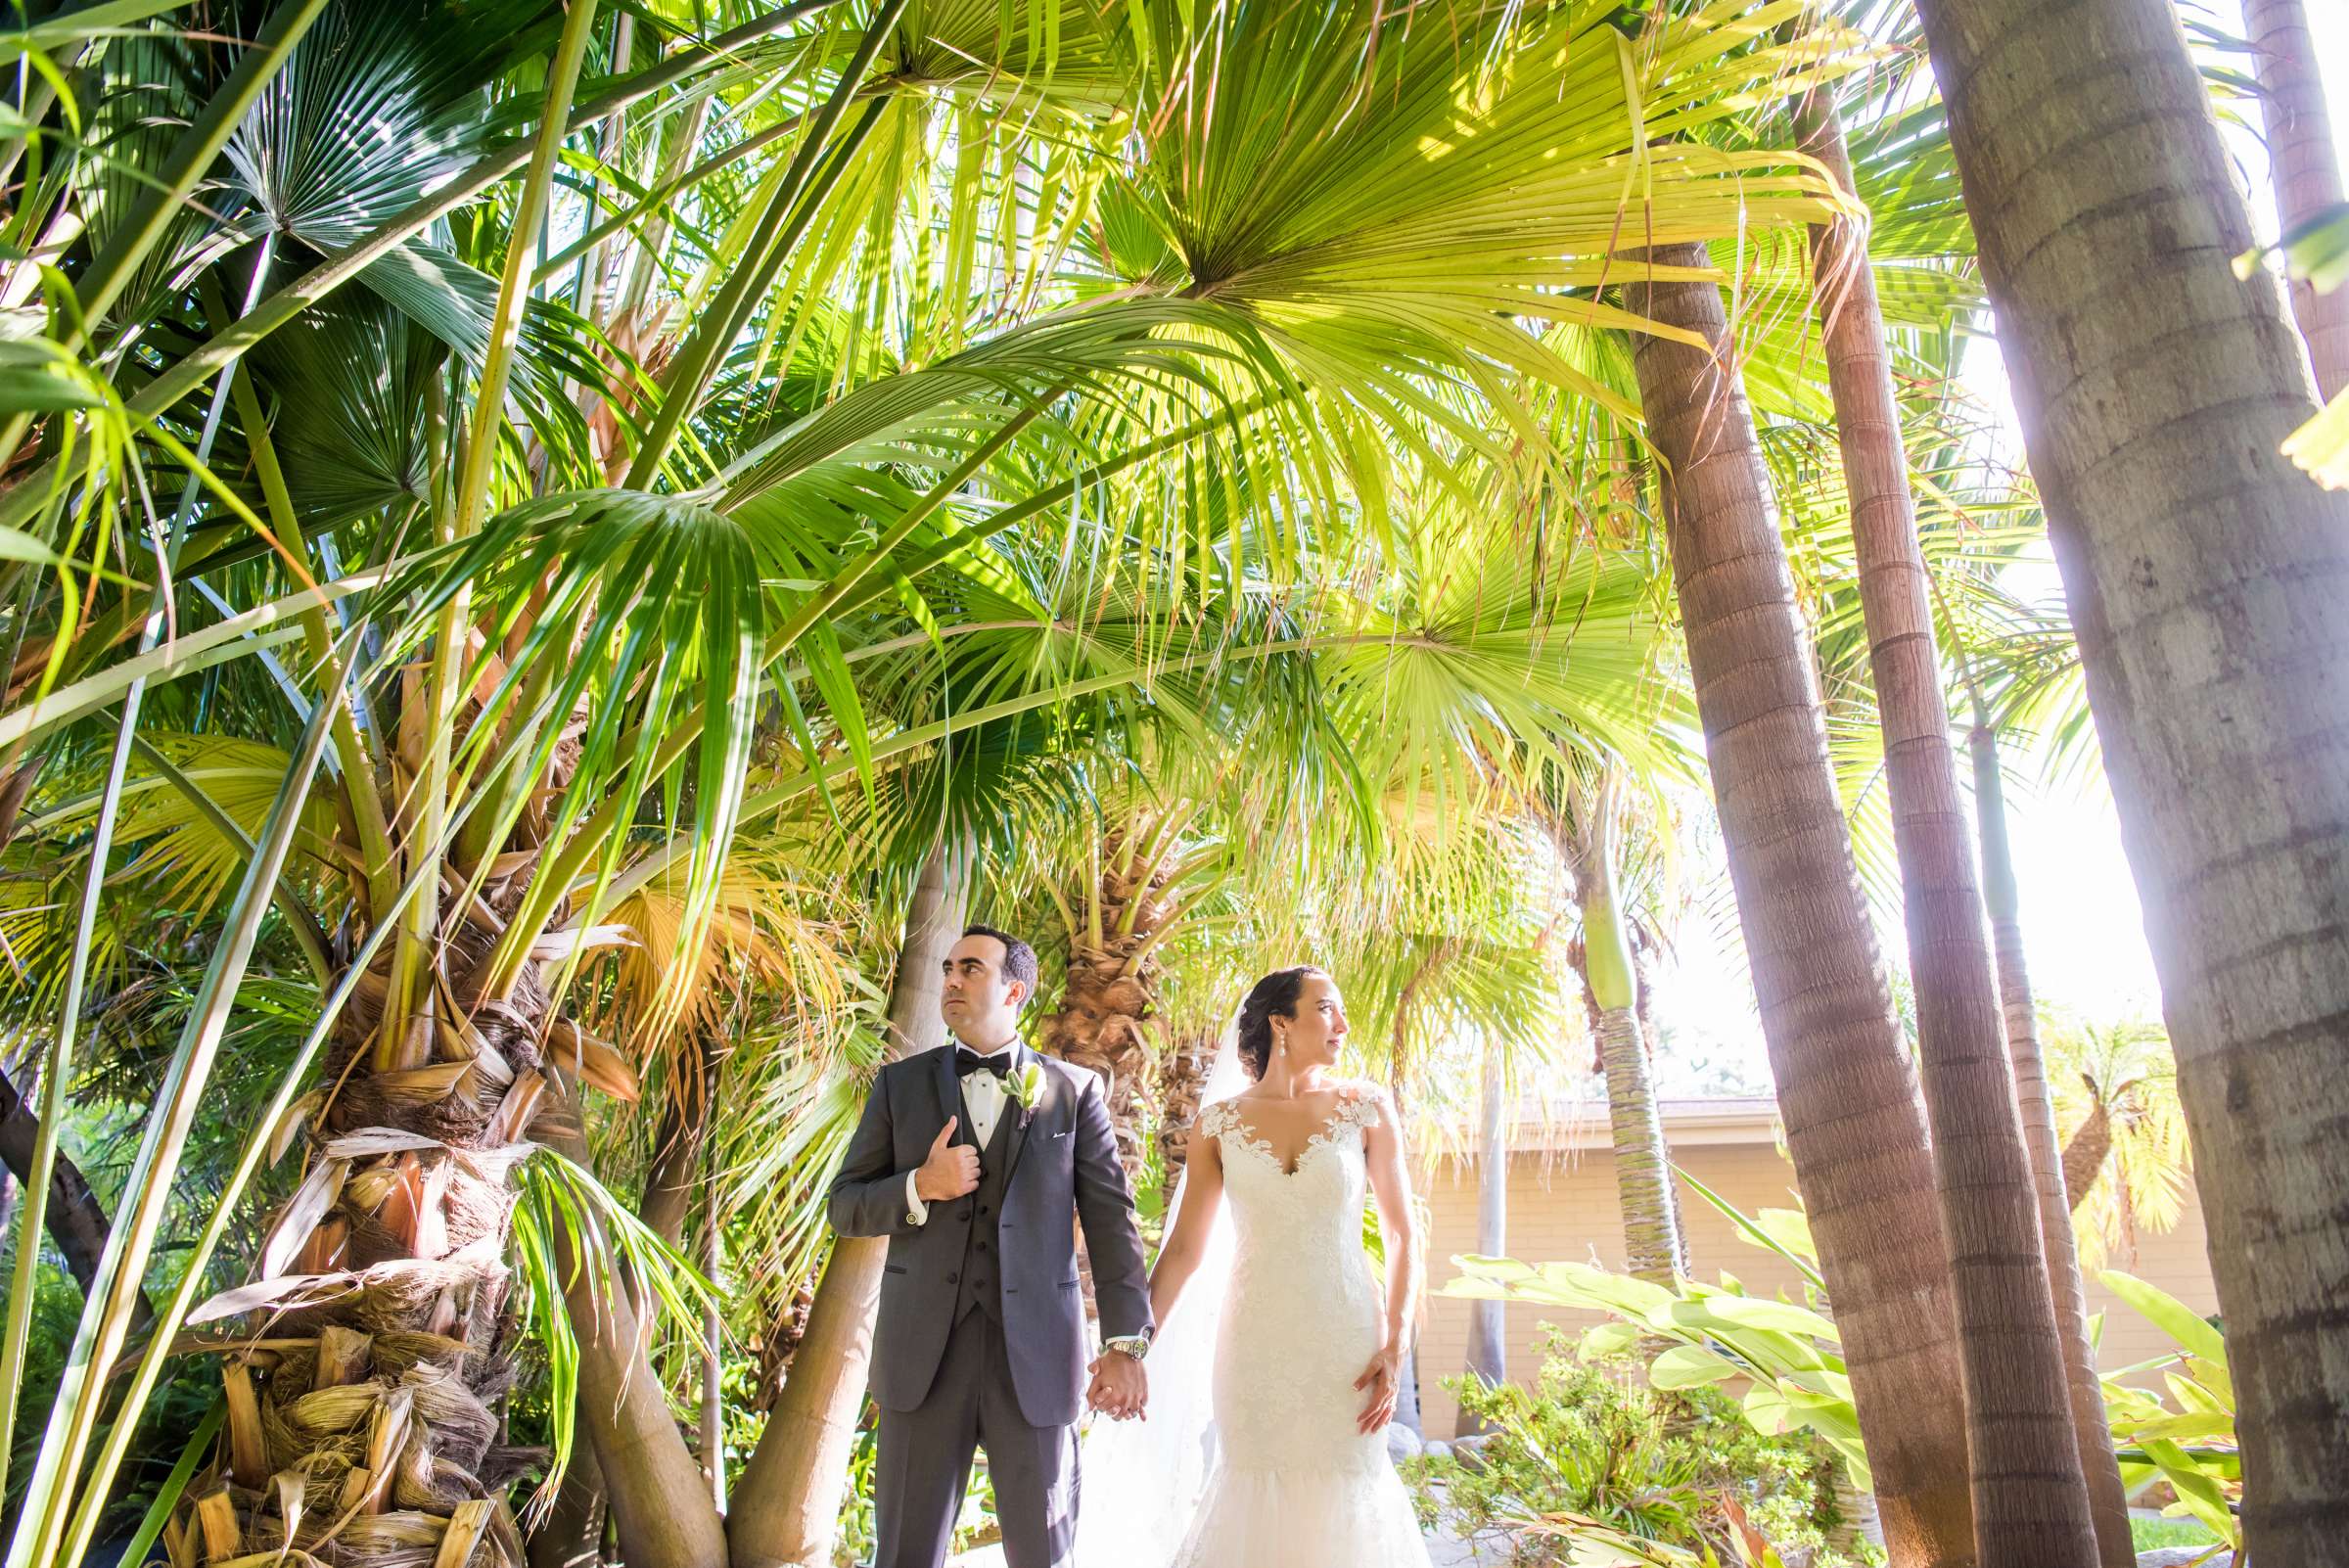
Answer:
[
  {"left": 1144, "top": 1128, "right": 1225, "bottom": 1330},
  {"left": 1357, "top": 1086, "right": 1423, "bottom": 1432}
]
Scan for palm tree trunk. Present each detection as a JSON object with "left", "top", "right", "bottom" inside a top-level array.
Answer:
[
  {"left": 1911, "top": 3, "right": 2349, "bottom": 1559},
  {"left": 1457, "top": 1041, "right": 1508, "bottom": 1438},
  {"left": 699, "top": 1171, "right": 726, "bottom": 1512},
  {"left": 726, "top": 836, "right": 970, "bottom": 1568},
  {"left": 186, "top": 929, "right": 568, "bottom": 1565},
  {"left": 530, "top": 1037, "right": 725, "bottom": 1568},
  {"left": 1625, "top": 244, "right": 1975, "bottom": 1568},
  {"left": 1568, "top": 801, "right": 1687, "bottom": 1287},
  {"left": 0, "top": 1066, "right": 154, "bottom": 1327},
  {"left": 1156, "top": 1026, "right": 1217, "bottom": 1188},
  {"left": 1042, "top": 818, "right": 1189, "bottom": 1184},
  {"left": 1798, "top": 99, "right": 2106, "bottom": 1568},
  {"left": 2060, "top": 1102, "right": 2111, "bottom": 1209},
  {"left": 1965, "top": 719, "right": 2129, "bottom": 1568},
  {"left": 2245, "top": 0, "right": 2349, "bottom": 397},
  {"left": 526, "top": 1455, "right": 609, "bottom": 1568}
]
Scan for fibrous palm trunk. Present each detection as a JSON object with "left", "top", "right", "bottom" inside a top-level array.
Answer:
[
  {"left": 1798, "top": 99, "right": 2108, "bottom": 1568},
  {"left": 2245, "top": 0, "right": 2349, "bottom": 398},
  {"left": 1911, "top": 2, "right": 2349, "bottom": 1558},
  {"left": 1457, "top": 1040, "right": 1508, "bottom": 1439},
  {"left": 1156, "top": 1026, "right": 1218, "bottom": 1189},
  {"left": 1626, "top": 245, "right": 1975, "bottom": 1568},
  {"left": 724, "top": 837, "right": 970, "bottom": 1568},
  {"left": 176, "top": 921, "right": 563, "bottom": 1568},
  {"left": 1041, "top": 819, "right": 1192, "bottom": 1183},
  {"left": 2059, "top": 1100, "right": 2111, "bottom": 1210}
]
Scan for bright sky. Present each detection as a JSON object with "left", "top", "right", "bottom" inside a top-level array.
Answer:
[{"left": 1645, "top": 3, "right": 2349, "bottom": 1094}]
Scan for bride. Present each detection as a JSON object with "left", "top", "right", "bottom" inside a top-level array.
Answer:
[{"left": 1075, "top": 964, "right": 1432, "bottom": 1568}]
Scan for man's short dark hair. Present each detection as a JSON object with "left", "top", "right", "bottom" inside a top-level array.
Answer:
[{"left": 961, "top": 923, "right": 1038, "bottom": 1009}]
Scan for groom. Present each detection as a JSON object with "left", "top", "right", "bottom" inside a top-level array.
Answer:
[{"left": 828, "top": 923, "right": 1154, "bottom": 1568}]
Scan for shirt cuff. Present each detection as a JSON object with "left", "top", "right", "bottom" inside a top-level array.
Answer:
[{"left": 904, "top": 1169, "right": 929, "bottom": 1226}]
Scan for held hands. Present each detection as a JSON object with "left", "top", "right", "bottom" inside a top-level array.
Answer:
[
  {"left": 1354, "top": 1341, "right": 1405, "bottom": 1434},
  {"left": 1085, "top": 1350, "right": 1147, "bottom": 1421},
  {"left": 914, "top": 1117, "right": 981, "bottom": 1202}
]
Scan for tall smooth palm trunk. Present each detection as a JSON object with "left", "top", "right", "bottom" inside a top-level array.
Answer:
[
  {"left": 1963, "top": 717, "right": 2125, "bottom": 1563},
  {"left": 1911, "top": 1, "right": 2349, "bottom": 1558},
  {"left": 1457, "top": 1039, "right": 1508, "bottom": 1438},
  {"left": 2245, "top": 0, "right": 2349, "bottom": 397},
  {"left": 1798, "top": 102, "right": 2112, "bottom": 1568},
  {"left": 1626, "top": 245, "right": 1975, "bottom": 1568},
  {"left": 1566, "top": 807, "right": 1685, "bottom": 1287},
  {"left": 725, "top": 838, "right": 970, "bottom": 1568}
]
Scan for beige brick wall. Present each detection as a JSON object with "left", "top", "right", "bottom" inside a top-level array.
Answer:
[{"left": 1411, "top": 1138, "right": 2217, "bottom": 1438}]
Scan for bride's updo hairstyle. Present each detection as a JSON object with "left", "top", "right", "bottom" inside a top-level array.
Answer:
[{"left": 1235, "top": 965, "right": 1325, "bottom": 1081}]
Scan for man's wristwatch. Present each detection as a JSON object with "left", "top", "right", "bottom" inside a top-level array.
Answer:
[{"left": 1103, "top": 1334, "right": 1150, "bottom": 1362}]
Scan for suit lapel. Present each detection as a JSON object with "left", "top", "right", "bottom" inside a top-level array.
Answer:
[{"left": 930, "top": 1046, "right": 971, "bottom": 1149}]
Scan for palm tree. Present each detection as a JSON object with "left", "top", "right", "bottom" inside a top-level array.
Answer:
[
  {"left": 2245, "top": 0, "right": 2349, "bottom": 397},
  {"left": 2037, "top": 1011, "right": 2192, "bottom": 1272},
  {"left": 1556, "top": 773, "right": 1685, "bottom": 1288},
  {"left": 1911, "top": 0, "right": 2349, "bottom": 1556},
  {"left": 1795, "top": 90, "right": 2113, "bottom": 1567},
  {"left": 1036, "top": 801, "right": 1231, "bottom": 1180},
  {"left": 1624, "top": 243, "right": 1975, "bottom": 1567}
]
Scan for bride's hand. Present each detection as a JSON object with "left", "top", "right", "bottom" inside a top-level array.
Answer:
[{"left": 1353, "top": 1342, "right": 1405, "bottom": 1434}]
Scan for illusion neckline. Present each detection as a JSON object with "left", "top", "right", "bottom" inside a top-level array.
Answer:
[{"left": 1213, "top": 1088, "right": 1374, "bottom": 1176}]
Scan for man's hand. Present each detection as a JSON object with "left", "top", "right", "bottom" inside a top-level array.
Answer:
[
  {"left": 1085, "top": 1351, "right": 1147, "bottom": 1420},
  {"left": 913, "top": 1117, "right": 980, "bottom": 1202}
]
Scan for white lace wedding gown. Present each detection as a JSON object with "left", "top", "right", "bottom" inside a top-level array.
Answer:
[{"left": 1154, "top": 1087, "right": 1432, "bottom": 1568}]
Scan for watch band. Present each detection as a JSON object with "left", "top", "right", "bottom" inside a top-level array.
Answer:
[{"left": 1103, "top": 1333, "right": 1150, "bottom": 1361}]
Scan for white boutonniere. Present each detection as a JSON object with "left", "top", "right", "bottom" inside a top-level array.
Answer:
[{"left": 1004, "top": 1061, "right": 1046, "bottom": 1127}]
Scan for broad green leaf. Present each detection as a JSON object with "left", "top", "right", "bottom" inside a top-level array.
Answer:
[
  {"left": 1647, "top": 1344, "right": 1740, "bottom": 1389},
  {"left": 2098, "top": 1270, "right": 2227, "bottom": 1367}
]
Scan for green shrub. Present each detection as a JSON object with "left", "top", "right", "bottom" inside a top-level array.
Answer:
[{"left": 1404, "top": 1334, "right": 1871, "bottom": 1568}]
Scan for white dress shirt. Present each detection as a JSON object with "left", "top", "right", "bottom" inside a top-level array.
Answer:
[{"left": 904, "top": 1038, "right": 1017, "bottom": 1225}]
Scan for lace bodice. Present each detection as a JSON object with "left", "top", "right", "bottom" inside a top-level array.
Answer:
[{"left": 1199, "top": 1086, "right": 1382, "bottom": 1177}]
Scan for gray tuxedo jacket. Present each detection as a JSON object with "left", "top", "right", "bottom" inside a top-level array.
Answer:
[{"left": 826, "top": 1042, "right": 1154, "bottom": 1427}]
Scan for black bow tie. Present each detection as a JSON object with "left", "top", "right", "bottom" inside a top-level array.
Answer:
[{"left": 956, "top": 1047, "right": 1014, "bottom": 1080}]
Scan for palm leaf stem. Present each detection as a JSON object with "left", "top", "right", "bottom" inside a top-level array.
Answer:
[
  {"left": 390, "top": 0, "right": 606, "bottom": 1071},
  {"left": 218, "top": 340, "right": 396, "bottom": 918},
  {"left": 51, "top": 705, "right": 479, "bottom": 1568},
  {"left": 0, "top": 233, "right": 274, "bottom": 1504},
  {"left": 6, "top": 658, "right": 342, "bottom": 1568},
  {"left": 623, "top": 2, "right": 908, "bottom": 490}
]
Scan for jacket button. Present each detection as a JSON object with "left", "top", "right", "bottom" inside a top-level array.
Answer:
[
  {"left": 977, "top": 1240, "right": 990, "bottom": 1253},
  {"left": 947, "top": 1271, "right": 959, "bottom": 1284},
  {"left": 959, "top": 1208, "right": 974, "bottom": 1222},
  {"left": 978, "top": 1205, "right": 990, "bottom": 1217}
]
